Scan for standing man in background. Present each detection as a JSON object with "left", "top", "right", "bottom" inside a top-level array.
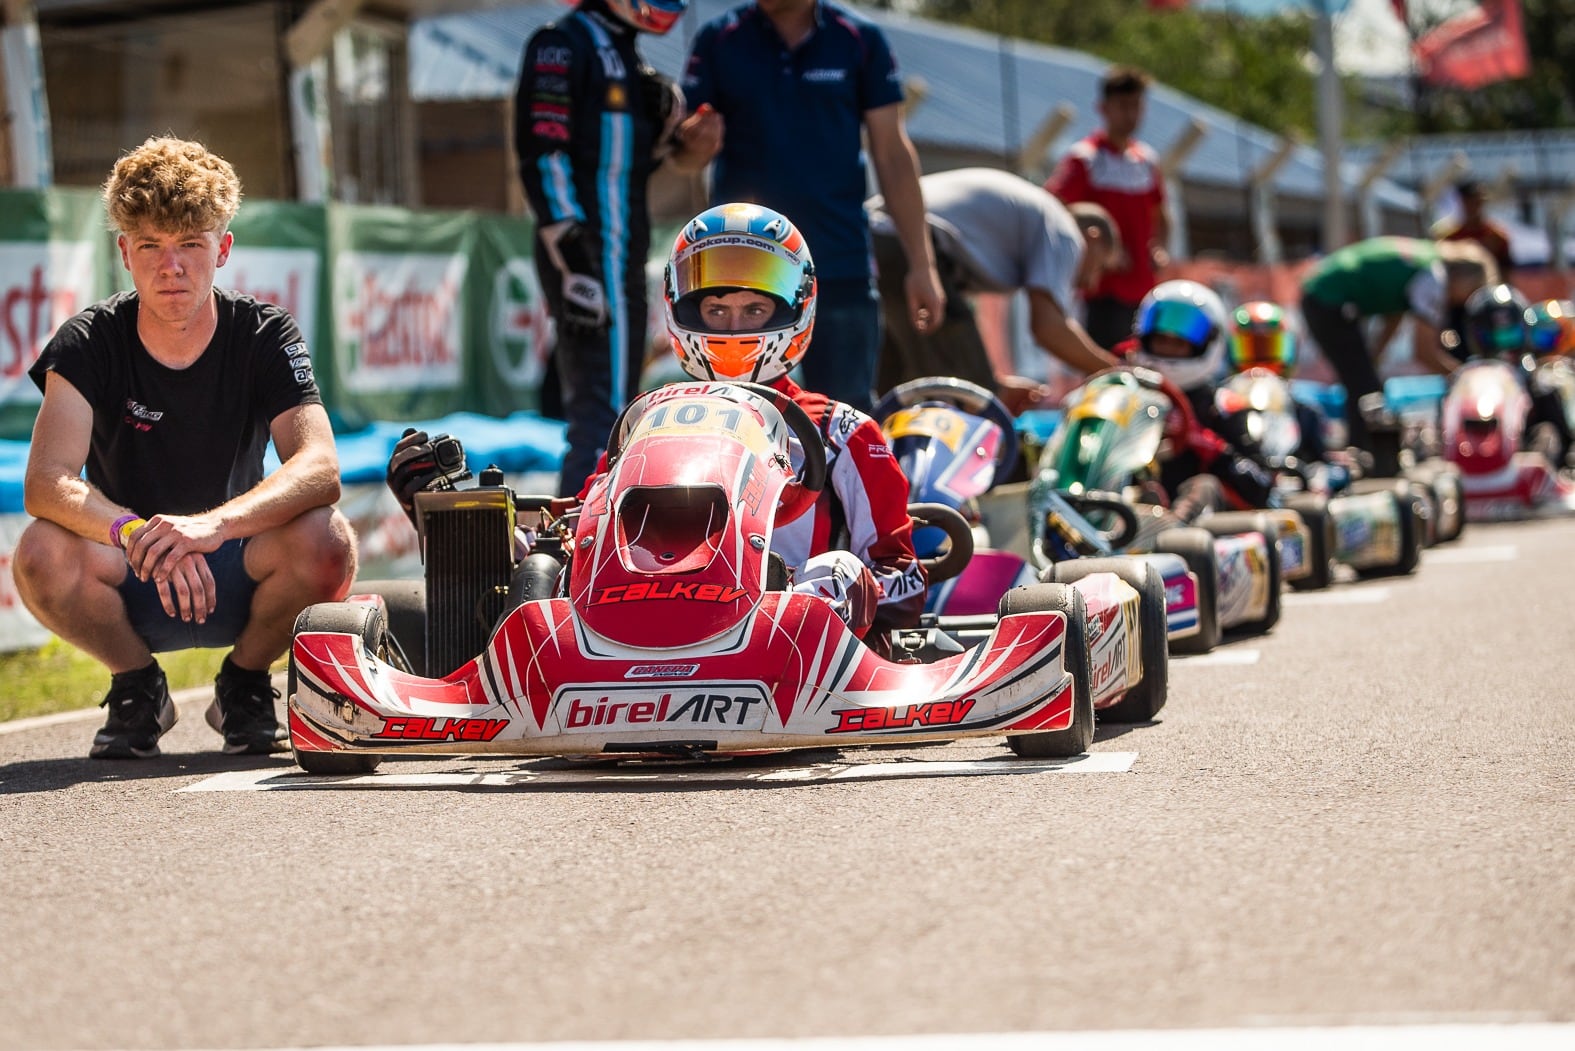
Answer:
[
  {"left": 674, "top": 0, "right": 945, "bottom": 414},
  {"left": 514, "top": 0, "right": 693, "bottom": 497},
  {"left": 868, "top": 168, "right": 1121, "bottom": 414},
  {"left": 1432, "top": 179, "right": 1514, "bottom": 277},
  {"left": 1045, "top": 65, "right": 1171, "bottom": 351}
]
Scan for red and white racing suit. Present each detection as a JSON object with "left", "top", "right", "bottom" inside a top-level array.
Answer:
[{"left": 769, "top": 376, "right": 927, "bottom": 634}]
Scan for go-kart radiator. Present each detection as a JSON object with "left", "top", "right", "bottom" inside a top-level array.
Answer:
[{"left": 414, "top": 485, "right": 516, "bottom": 676}]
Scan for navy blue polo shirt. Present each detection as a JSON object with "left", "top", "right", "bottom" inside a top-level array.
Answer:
[{"left": 681, "top": 2, "right": 904, "bottom": 282}]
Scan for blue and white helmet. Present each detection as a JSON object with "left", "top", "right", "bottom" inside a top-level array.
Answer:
[{"left": 1130, "top": 279, "right": 1230, "bottom": 392}]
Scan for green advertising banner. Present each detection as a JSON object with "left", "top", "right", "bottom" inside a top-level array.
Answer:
[{"left": 0, "top": 190, "right": 564, "bottom": 438}]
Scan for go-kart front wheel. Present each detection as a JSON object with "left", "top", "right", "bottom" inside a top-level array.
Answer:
[
  {"left": 1154, "top": 527, "right": 1221, "bottom": 655},
  {"left": 1045, "top": 558, "right": 1168, "bottom": 723},
  {"left": 1000, "top": 583, "right": 1094, "bottom": 758},
  {"left": 289, "top": 602, "right": 387, "bottom": 776}
]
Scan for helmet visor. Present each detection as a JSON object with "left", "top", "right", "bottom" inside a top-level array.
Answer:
[
  {"left": 671, "top": 243, "right": 804, "bottom": 306},
  {"left": 1139, "top": 299, "right": 1214, "bottom": 351}
]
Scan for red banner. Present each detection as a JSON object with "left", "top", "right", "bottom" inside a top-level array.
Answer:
[{"left": 1415, "top": 0, "right": 1530, "bottom": 90}]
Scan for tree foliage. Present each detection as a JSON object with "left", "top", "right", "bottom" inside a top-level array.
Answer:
[{"left": 887, "top": 0, "right": 1572, "bottom": 136}]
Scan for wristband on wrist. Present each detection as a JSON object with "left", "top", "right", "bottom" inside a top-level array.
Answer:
[{"left": 110, "top": 513, "right": 145, "bottom": 550}]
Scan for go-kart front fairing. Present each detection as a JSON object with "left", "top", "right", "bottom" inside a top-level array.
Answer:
[
  {"left": 1442, "top": 360, "right": 1575, "bottom": 519},
  {"left": 289, "top": 383, "right": 1083, "bottom": 762}
]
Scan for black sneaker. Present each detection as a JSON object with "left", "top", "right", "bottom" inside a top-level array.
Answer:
[
  {"left": 206, "top": 667, "right": 288, "bottom": 755},
  {"left": 90, "top": 669, "right": 177, "bottom": 759}
]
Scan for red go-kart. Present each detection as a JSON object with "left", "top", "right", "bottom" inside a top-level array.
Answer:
[{"left": 287, "top": 382, "right": 1107, "bottom": 775}]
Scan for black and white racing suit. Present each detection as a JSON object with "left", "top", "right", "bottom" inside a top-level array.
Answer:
[{"left": 514, "top": 0, "right": 671, "bottom": 496}]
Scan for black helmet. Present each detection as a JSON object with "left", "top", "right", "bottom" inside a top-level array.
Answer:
[{"left": 1463, "top": 283, "right": 1532, "bottom": 359}]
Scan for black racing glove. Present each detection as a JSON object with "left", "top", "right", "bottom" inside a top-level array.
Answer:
[
  {"left": 555, "top": 223, "right": 608, "bottom": 335},
  {"left": 387, "top": 428, "right": 471, "bottom": 525}
]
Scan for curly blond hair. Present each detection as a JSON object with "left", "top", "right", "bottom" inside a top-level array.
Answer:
[{"left": 102, "top": 136, "right": 242, "bottom": 235}]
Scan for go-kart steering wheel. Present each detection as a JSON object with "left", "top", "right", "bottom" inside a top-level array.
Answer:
[
  {"left": 603, "top": 381, "right": 828, "bottom": 524},
  {"left": 872, "top": 376, "right": 1019, "bottom": 481}
]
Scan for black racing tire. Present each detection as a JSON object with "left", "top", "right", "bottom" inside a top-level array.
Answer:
[
  {"left": 1408, "top": 462, "right": 1466, "bottom": 544},
  {"left": 349, "top": 578, "right": 427, "bottom": 676},
  {"left": 289, "top": 602, "right": 387, "bottom": 775},
  {"left": 1000, "top": 583, "right": 1094, "bottom": 758},
  {"left": 1049, "top": 559, "right": 1170, "bottom": 723},
  {"left": 1154, "top": 527, "right": 1221, "bottom": 655},
  {"left": 1283, "top": 494, "right": 1338, "bottom": 591},
  {"left": 1352, "top": 481, "right": 1423, "bottom": 577}
]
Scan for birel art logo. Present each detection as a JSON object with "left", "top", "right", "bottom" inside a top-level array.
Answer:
[
  {"left": 336, "top": 251, "right": 467, "bottom": 393},
  {"left": 553, "top": 683, "right": 771, "bottom": 733},
  {"left": 829, "top": 700, "right": 976, "bottom": 734}
]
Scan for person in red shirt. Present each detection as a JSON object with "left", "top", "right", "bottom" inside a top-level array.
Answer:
[
  {"left": 1045, "top": 65, "right": 1171, "bottom": 351},
  {"left": 1431, "top": 179, "right": 1514, "bottom": 276}
]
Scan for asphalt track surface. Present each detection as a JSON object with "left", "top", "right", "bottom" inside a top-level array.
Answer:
[{"left": 1, "top": 516, "right": 1572, "bottom": 1051}]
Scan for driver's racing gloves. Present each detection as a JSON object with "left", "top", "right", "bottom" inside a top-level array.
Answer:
[
  {"left": 386, "top": 428, "right": 471, "bottom": 526},
  {"left": 791, "top": 551, "right": 878, "bottom": 638}
]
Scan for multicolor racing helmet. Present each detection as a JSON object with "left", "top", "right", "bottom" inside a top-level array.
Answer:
[
  {"left": 664, "top": 203, "right": 817, "bottom": 384},
  {"left": 1129, "top": 279, "right": 1230, "bottom": 392},
  {"left": 606, "top": 0, "right": 687, "bottom": 34},
  {"left": 1527, "top": 298, "right": 1575, "bottom": 357},
  {"left": 1463, "top": 283, "right": 1532, "bottom": 359},
  {"left": 1228, "top": 300, "right": 1297, "bottom": 376}
]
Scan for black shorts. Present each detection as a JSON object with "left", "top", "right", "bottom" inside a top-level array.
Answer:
[{"left": 118, "top": 538, "right": 257, "bottom": 652}]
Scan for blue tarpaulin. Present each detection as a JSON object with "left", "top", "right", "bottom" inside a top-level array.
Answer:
[{"left": 0, "top": 412, "right": 568, "bottom": 514}]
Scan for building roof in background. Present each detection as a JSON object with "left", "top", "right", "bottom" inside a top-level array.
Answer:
[
  {"left": 411, "top": 0, "right": 1419, "bottom": 213},
  {"left": 1345, "top": 131, "right": 1575, "bottom": 196}
]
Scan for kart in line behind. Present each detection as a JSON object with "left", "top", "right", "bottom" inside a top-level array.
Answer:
[
  {"left": 287, "top": 382, "right": 1114, "bottom": 775},
  {"left": 1027, "top": 369, "right": 1295, "bottom": 655},
  {"left": 878, "top": 377, "right": 1171, "bottom": 724}
]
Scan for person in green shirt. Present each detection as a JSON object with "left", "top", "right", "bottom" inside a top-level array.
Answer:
[{"left": 1299, "top": 236, "right": 1496, "bottom": 451}]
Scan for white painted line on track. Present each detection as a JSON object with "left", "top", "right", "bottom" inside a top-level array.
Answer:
[
  {"left": 179, "top": 752, "right": 1138, "bottom": 792},
  {"left": 171, "top": 1021, "right": 1575, "bottom": 1051},
  {"left": 1282, "top": 587, "right": 1392, "bottom": 606},
  {"left": 1173, "top": 648, "right": 1260, "bottom": 666},
  {"left": 1422, "top": 543, "right": 1518, "bottom": 564}
]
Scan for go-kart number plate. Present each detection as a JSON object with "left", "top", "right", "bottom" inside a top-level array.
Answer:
[
  {"left": 550, "top": 682, "right": 772, "bottom": 734},
  {"left": 632, "top": 398, "right": 774, "bottom": 457}
]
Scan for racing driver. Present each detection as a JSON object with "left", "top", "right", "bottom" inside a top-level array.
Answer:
[{"left": 391, "top": 203, "right": 927, "bottom": 642}]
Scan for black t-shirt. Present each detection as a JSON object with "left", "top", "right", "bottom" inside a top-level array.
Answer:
[{"left": 29, "top": 289, "right": 322, "bottom": 517}]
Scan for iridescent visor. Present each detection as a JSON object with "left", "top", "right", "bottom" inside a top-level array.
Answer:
[
  {"left": 671, "top": 244, "right": 801, "bottom": 303},
  {"left": 1141, "top": 299, "right": 1214, "bottom": 347}
]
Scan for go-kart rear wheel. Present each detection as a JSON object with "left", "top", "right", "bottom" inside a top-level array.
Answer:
[
  {"left": 1000, "top": 584, "right": 1094, "bottom": 758},
  {"left": 1046, "top": 559, "right": 1168, "bottom": 723},
  {"left": 348, "top": 578, "right": 427, "bottom": 676},
  {"left": 289, "top": 602, "right": 387, "bottom": 776},
  {"left": 1199, "top": 511, "right": 1282, "bottom": 635},
  {"left": 1154, "top": 527, "right": 1221, "bottom": 655},
  {"left": 1283, "top": 494, "right": 1337, "bottom": 591}
]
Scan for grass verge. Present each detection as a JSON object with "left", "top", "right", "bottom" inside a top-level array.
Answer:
[{"left": 0, "top": 641, "right": 238, "bottom": 722}]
